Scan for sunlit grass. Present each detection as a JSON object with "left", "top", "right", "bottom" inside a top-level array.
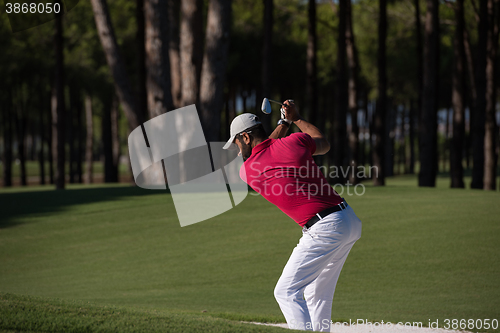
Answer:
[{"left": 0, "top": 174, "right": 499, "bottom": 330}]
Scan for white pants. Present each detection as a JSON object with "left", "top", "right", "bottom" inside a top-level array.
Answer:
[{"left": 274, "top": 205, "right": 362, "bottom": 332}]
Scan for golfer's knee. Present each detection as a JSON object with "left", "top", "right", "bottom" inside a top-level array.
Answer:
[
  {"left": 274, "top": 284, "right": 284, "bottom": 302},
  {"left": 274, "top": 283, "right": 295, "bottom": 304}
]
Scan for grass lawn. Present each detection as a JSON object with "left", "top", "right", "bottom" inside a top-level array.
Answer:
[
  {"left": 0, "top": 175, "right": 499, "bottom": 331},
  {"left": 0, "top": 293, "right": 286, "bottom": 333}
]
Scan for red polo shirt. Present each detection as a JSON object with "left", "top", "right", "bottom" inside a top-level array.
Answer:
[{"left": 240, "top": 132, "right": 342, "bottom": 227}]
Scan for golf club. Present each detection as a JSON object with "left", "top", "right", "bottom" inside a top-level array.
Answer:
[{"left": 261, "top": 98, "right": 294, "bottom": 114}]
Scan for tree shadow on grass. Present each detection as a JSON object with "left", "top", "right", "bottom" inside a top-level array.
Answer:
[{"left": 0, "top": 186, "right": 169, "bottom": 229}]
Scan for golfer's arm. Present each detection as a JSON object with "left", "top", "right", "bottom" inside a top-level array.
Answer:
[
  {"left": 268, "top": 123, "right": 289, "bottom": 140},
  {"left": 294, "top": 118, "right": 330, "bottom": 155}
]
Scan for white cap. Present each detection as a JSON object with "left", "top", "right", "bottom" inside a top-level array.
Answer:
[{"left": 223, "top": 113, "right": 262, "bottom": 149}]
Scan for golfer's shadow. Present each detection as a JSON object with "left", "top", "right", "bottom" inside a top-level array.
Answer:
[{"left": 0, "top": 186, "right": 167, "bottom": 229}]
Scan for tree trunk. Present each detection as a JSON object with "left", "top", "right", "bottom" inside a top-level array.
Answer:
[
  {"left": 384, "top": 102, "right": 394, "bottom": 177},
  {"left": 102, "top": 95, "right": 120, "bottom": 183},
  {"left": 418, "top": 0, "right": 439, "bottom": 187},
  {"left": 333, "top": 0, "right": 348, "bottom": 184},
  {"left": 136, "top": 0, "right": 148, "bottom": 122},
  {"left": 26, "top": 118, "right": 34, "bottom": 162},
  {"left": 76, "top": 90, "right": 83, "bottom": 183},
  {"left": 407, "top": 100, "right": 416, "bottom": 174},
  {"left": 450, "top": 0, "right": 466, "bottom": 188},
  {"left": 38, "top": 88, "right": 46, "bottom": 185},
  {"left": 463, "top": 28, "right": 476, "bottom": 172},
  {"left": 90, "top": 0, "right": 140, "bottom": 129},
  {"left": 14, "top": 91, "right": 27, "bottom": 186},
  {"left": 346, "top": 0, "right": 359, "bottom": 184},
  {"left": 471, "top": 0, "right": 488, "bottom": 189},
  {"left": 145, "top": 0, "right": 174, "bottom": 118},
  {"left": 414, "top": 0, "right": 422, "bottom": 176},
  {"left": 224, "top": 91, "right": 230, "bottom": 138},
  {"left": 415, "top": 0, "right": 423, "bottom": 134},
  {"left": 442, "top": 108, "right": 451, "bottom": 173},
  {"left": 53, "top": 9, "right": 66, "bottom": 190},
  {"left": 260, "top": 0, "right": 273, "bottom": 135},
  {"left": 360, "top": 90, "right": 369, "bottom": 168},
  {"left": 111, "top": 96, "right": 121, "bottom": 182},
  {"left": 84, "top": 94, "right": 94, "bottom": 184},
  {"left": 48, "top": 97, "right": 54, "bottom": 185},
  {"left": 306, "top": 0, "right": 318, "bottom": 125},
  {"left": 68, "top": 85, "right": 76, "bottom": 184},
  {"left": 199, "top": 0, "right": 232, "bottom": 142},
  {"left": 102, "top": 97, "right": 113, "bottom": 182},
  {"left": 373, "top": 0, "right": 387, "bottom": 186},
  {"left": 168, "top": 0, "right": 182, "bottom": 108},
  {"left": 484, "top": 0, "right": 499, "bottom": 190},
  {"left": 2, "top": 90, "right": 13, "bottom": 187},
  {"left": 180, "top": 0, "right": 203, "bottom": 107},
  {"left": 399, "top": 107, "right": 406, "bottom": 174}
]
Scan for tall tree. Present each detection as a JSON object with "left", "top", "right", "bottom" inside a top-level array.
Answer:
[
  {"left": 136, "top": 0, "right": 147, "bottom": 122},
  {"left": 463, "top": 28, "right": 477, "bottom": 172},
  {"left": 168, "top": 0, "right": 182, "bottom": 108},
  {"left": 102, "top": 97, "right": 114, "bottom": 182},
  {"left": 52, "top": 7, "right": 66, "bottom": 190},
  {"left": 484, "top": 0, "right": 499, "bottom": 190},
  {"left": 145, "top": 0, "right": 174, "bottom": 118},
  {"left": 413, "top": 0, "right": 422, "bottom": 176},
  {"left": 471, "top": 0, "right": 488, "bottom": 188},
  {"left": 102, "top": 96, "right": 120, "bottom": 182},
  {"left": 2, "top": 90, "right": 13, "bottom": 187},
  {"left": 180, "top": 0, "right": 203, "bottom": 107},
  {"left": 373, "top": 0, "right": 387, "bottom": 186},
  {"left": 111, "top": 97, "right": 121, "bottom": 182},
  {"left": 450, "top": 0, "right": 466, "bottom": 188},
  {"left": 199, "top": 0, "right": 232, "bottom": 142},
  {"left": 48, "top": 97, "right": 54, "bottom": 185},
  {"left": 261, "top": 0, "right": 274, "bottom": 134},
  {"left": 38, "top": 84, "right": 46, "bottom": 185},
  {"left": 360, "top": 90, "right": 369, "bottom": 168},
  {"left": 75, "top": 89, "right": 83, "bottom": 184},
  {"left": 407, "top": 101, "right": 416, "bottom": 174},
  {"left": 415, "top": 0, "right": 423, "bottom": 136},
  {"left": 84, "top": 94, "right": 94, "bottom": 184},
  {"left": 306, "top": 0, "right": 318, "bottom": 125},
  {"left": 68, "top": 85, "right": 77, "bottom": 184},
  {"left": 384, "top": 103, "right": 395, "bottom": 177},
  {"left": 14, "top": 88, "right": 27, "bottom": 186},
  {"left": 334, "top": 0, "right": 348, "bottom": 183},
  {"left": 90, "top": 0, "right": 140, "bottom": 129},
  {"left": 419, "top": 0, "right": 439, "bottom": 187},
  {"left": 346, "top": 0, "right": 360, "bottom": 184}
]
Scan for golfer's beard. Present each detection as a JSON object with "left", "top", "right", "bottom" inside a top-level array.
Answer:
[{"left": 241, "top": 143, "right": 252, "bottom": 161}]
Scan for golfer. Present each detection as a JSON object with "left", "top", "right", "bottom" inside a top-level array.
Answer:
[{"left": 223, "top": 100, "right": 362, "bottom": 332}]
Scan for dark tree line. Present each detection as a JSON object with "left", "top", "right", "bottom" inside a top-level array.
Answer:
[{"left": 1, "top": 0, "right": 499, "bottom": 190}]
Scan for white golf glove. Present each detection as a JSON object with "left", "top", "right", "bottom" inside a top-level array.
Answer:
[{"left": 281, "top": 100, "right": 294, "bottom": 124}]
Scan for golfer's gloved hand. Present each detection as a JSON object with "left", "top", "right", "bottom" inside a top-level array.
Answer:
[{"left": 281, "top": 100, "right": 300, "bottom": 122}]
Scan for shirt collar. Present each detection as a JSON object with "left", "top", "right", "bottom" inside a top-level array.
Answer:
[{"left": 250, "top": 138, "right": 274, "bottom": 157}]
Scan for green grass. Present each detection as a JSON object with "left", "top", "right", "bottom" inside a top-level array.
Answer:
[
  {"left": 0, "top": 293, "right": 286, "bottom": 332},
  {"left": 0, "top": 175, "right": 499, "bottom": 331}
]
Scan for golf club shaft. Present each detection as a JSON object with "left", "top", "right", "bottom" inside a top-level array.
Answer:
[{"left": 268, "top": 99, "right": 284, "bottom": 106}]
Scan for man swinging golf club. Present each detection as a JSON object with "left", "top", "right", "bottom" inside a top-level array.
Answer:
[{"left": 223, "top": 100, "right": 362, "bottom": 332}]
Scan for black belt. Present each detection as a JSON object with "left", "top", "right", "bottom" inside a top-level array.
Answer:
[{"left": 304, "top": 199, "right": 348, "bottom": 229}]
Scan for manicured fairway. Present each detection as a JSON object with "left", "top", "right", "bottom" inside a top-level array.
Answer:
[
  {"left": 0, "top": 176, "right": 499, "bottom": 330},
  {"left": 0, "top": 293, "right": 285, "bottom": 333}
]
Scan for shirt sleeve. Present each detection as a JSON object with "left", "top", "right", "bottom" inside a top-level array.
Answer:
[{"left": 290, "top": 132, "right": 316, "bottom": 155}]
